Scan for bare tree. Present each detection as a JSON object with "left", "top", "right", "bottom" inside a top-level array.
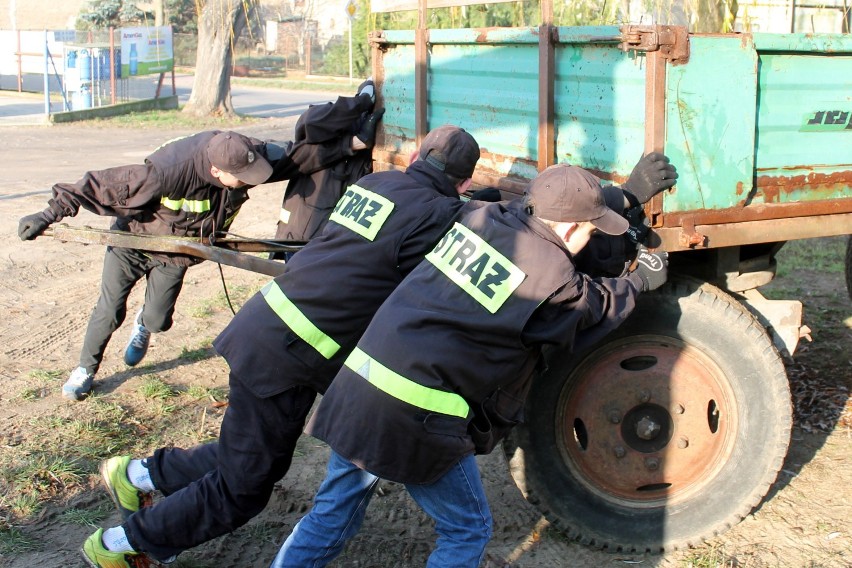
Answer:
[{"left": 183, "top": 0, "right": 257, "bottom": 117}]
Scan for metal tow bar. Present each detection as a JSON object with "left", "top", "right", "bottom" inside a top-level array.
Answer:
[{"left": 43, "top": 225, "right": 307, "bottom": 278}]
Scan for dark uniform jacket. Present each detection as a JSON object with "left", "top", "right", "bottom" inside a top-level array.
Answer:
[
  {"left": 42, "top": 130, "right": 349, "bottom": 267},
  {"left": 274, "top": 150, "right": 373, "bottom": 242},
  {"left": 306, "top": 199, "right": 642, "bottom": 484},
  {"left": 275, "top": 94, "right": 375, "bottom": 242},
  {"left": 212, "top": 160, "right": 465, "bottom": 397}
]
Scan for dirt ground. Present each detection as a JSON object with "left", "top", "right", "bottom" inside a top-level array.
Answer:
[{"left": 0, "top": 119, "right": 849, "bottom": 568}]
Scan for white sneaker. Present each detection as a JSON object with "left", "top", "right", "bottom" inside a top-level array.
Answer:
[{"left": 63, "top": 366, "right": 94, "bottom": 401}]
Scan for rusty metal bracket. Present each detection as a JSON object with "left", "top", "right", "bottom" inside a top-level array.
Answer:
[
  {"left": 679, "top": 217, "right": 707, "bottom": 249},
  {"left": 42, "top": 225, "right": 305, "bottom": 277},
  {"left": 619, "top": 25, "right": 689, "bottom": 64}
]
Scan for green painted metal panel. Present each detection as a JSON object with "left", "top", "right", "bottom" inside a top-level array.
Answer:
[
  {"left": 553, "top": 41, "right": 646, "bottom": 178},
  {"left": 426, "top": 40, "right": 540, "bottom": 180},
  {"left": 377, "top": 27, "right": 851, "bottom": 221},
  {"left": 753, "top": 52, "right": 852, "bottom": 203},
  {"left": 664, "top": 36, "right": 758, "bottom": 213},
  {"left": 379, "top": 36, "right": 418, "bottom": 155},
  {"left": 752, "top": 32, "right": 852, "bottom": 52}
]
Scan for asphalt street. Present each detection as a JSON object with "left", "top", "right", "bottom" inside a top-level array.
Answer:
[{"left": 0, "top": 72, "right": 338, "bottom": 125}]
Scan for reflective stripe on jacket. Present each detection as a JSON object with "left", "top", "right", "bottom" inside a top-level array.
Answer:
[
  {"left": 307, "top": 199, "right": 640, "bottom": 484},
  {"left": 212, "top": 161, "right": 466, "bottom": 397}
]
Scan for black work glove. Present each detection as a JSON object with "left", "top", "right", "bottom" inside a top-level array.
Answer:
[
  {"left": 355, "top": 108, "right": 385, "bottom": 149},
  {"left": 624, "top": 206, "right": 651, "bottom": 246},
  {"left": 469, "top": 188, "right": 502, "bottom": 202},
  {"left": 628, "top": 247, "right": 668, "bottom": 292},
  {"left": 18, "top": 211, "right": 53, "bottom": 241},
  {"left": 622, "top": 152, "right": 678, "bottom": 207}
]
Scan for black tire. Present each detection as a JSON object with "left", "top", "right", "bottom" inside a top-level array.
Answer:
[
  {"left": 504, "top": 277, "right": 792, "bottom": 552},
  {"left": 845, "top": 235, "right": 852, "bottom": 300}
]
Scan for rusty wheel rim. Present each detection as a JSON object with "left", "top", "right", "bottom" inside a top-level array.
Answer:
[{"left": 556, "top": 335, "right": 738, "bottom": 507}]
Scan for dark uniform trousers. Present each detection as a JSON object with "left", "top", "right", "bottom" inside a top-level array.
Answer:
[
  {"left": 80, "top": 246, "right": 187, "bottom": 375},
  {"left": 122, "top": 376, "right": 317, "bottom": 561}
]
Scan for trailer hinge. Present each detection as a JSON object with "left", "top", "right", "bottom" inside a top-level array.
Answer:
[
  {"left": 679, "top": 216, "right": 707, "bottom": 248},
  {"left": 619, "top": 25, "right": 689, "bottom": 64}
]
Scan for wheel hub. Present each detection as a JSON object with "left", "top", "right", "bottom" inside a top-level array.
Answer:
[{"left": 557, "top": 336, "right": 737, "bottom": 504}]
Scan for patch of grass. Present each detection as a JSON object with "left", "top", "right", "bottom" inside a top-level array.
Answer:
[
  {"left": 12, "top": 456, "right": 83, "bottom": 495},
  {"left": 2, "top": 493, "right": 40, "bottom": 519},
  {"left": 18, "top": 369, "right": 63, "bottom": 400},
  {"left": 774, "top": 236, "right": 846, "bottom": 279},
  {"left": 26, "top": 369, "right": 63, "bottom": 382},
  {"left": 22, "top": 398, "right": 135, "bottom": 460},
  {"left": 0, "top": 526, "right": 39, "bottom": 554},
  {"left": 60, "top": 503, "right": 112, "bottom": 527},
  {"left": 184, "top": 385, "right": 227, "bottom": 402},
  {"left": 677, "top": 543, "right": 739, "bottom": 567},
  {"left": 138, "top": 376, "right": 177, "bottom": 401},
  {"left": 180, "top": 345, "right": 213, "bottom": 363},
  {"left": 18, "top": 386, "right": 48, "bottom": 401},
  {"left": 90, "top": 108, "right": 262, "bottom": 130},
  {"left": 190, "top": 284, "right": 258, "bottom": 318}
]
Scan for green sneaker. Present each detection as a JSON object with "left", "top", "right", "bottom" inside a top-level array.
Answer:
[
  {"left": 101, "top": 456, "right": 151, "bottom": 519},
  {"left": 81, "top": 528, "right": 144, "bottom": 568}
]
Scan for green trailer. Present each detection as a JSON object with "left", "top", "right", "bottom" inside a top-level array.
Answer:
[{"left": 368, "top": 23, "right": 852, "bottom": 552}]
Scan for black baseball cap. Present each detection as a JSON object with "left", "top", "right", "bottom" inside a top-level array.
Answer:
[
  {"left": 419, "top": 125, "right": 480, "bottom": 179},
  {"left": 207, "top": 131, "right": 273, "bottom": 185},
  {"left": 525, "top": 164, "right": 629, "bottom": 235}
]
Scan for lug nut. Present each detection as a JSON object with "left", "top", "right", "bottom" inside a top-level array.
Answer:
[
  {"left": 644, "top": 457, "right": 660, "bottom": 471},
  {"left": 639, "top": 390, "right": 651, "bottom": 403},
  {"left": 636, "top": 416, "right": 661, "bottom": 440},
  {"left": 609, "top": 411, "right": 621, "bottom": 424},
  {"left": 613, "top": 446, "right": 626, "bottom": 459}
]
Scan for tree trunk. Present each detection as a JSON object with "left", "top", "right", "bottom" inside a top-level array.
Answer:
[{"left": 183, "top": 0, "right": 252, "bottom": 117}]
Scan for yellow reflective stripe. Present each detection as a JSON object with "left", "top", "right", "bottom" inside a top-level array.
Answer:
[
  {"left": 279, "top": 207, "right": 291, "bottom": 224},
  {"left": 328, "top": 184, "right": 394, "bottom": 241},
  {"left": 261, "top": 281, "right": 340, "bottom": 359},
  {"left": 160, "top": 196, "right": 211, "bottom": 213},
  {"left": 345, "top": 347, "right": 469, "bottom": 419},
  {"left": 426, "top": 222, "right": 526, "bottom": 314}
]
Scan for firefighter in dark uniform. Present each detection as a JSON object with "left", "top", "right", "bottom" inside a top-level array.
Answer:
[
  {"left": 17, "top": 130, "right": 356, "bottom": 403},
  {"left": 274, "top": 79, "right": 385, "bottom": 246},
  {"left": 271, "top": 164, "right": 671, "bottom": 568},
  {"left": 78, "top": 125, "right": 482, "bottom": 567}
]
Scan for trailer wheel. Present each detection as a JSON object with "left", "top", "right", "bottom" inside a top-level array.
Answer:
[
  {"left": 845, "top": 235, "right": 852, "bottom": 300},
  {"left": 504, "top": 278, "right": 791, "bottom": 552}
]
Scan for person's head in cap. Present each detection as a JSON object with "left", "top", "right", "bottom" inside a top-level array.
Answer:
[
  {"left": 524, "top": 163, "right": 629, "bottom": 254},
  {"left": 207, "top": 131, "right": 273, "bottom": 188},
  {"left": 411, "top": 125, "right": 480, "bottom": 195}
]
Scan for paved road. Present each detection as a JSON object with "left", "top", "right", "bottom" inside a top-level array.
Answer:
[{"left": 0, "top": 72, "right": 338, "bottom": 125}]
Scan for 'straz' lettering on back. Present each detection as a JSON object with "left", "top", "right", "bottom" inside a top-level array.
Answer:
[
  {"left": 426, "top": 222, "right": 526, "bottom": 313},
  {"left": 329, "top": 184, "right": 395, "bottom": 241}
]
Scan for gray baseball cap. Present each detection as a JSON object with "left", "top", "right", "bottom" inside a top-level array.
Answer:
[{"left": 525, "top": 164, "right": 629, "bottom": 235}]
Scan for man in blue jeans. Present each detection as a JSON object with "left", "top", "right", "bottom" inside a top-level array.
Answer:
[{"left": 271, "top": 164, "right": 671, "bottom": 567}]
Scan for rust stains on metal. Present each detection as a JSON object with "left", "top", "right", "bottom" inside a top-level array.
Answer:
[
  {"left": 736, "top": 182, "right": 744, "bottom": 196},
  {"left": 753, "top": 168, "right": 852, "bottom": 203},
  {"left": 655, "top": 212, "right": 852, "bottom": 251},
  {"left": 663, "top": 198, "right": 852, "bottom": 228}
]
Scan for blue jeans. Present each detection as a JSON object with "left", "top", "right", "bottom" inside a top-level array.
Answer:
[{"left": 271, "top": 450, "right": 492, "bottom": 568}]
